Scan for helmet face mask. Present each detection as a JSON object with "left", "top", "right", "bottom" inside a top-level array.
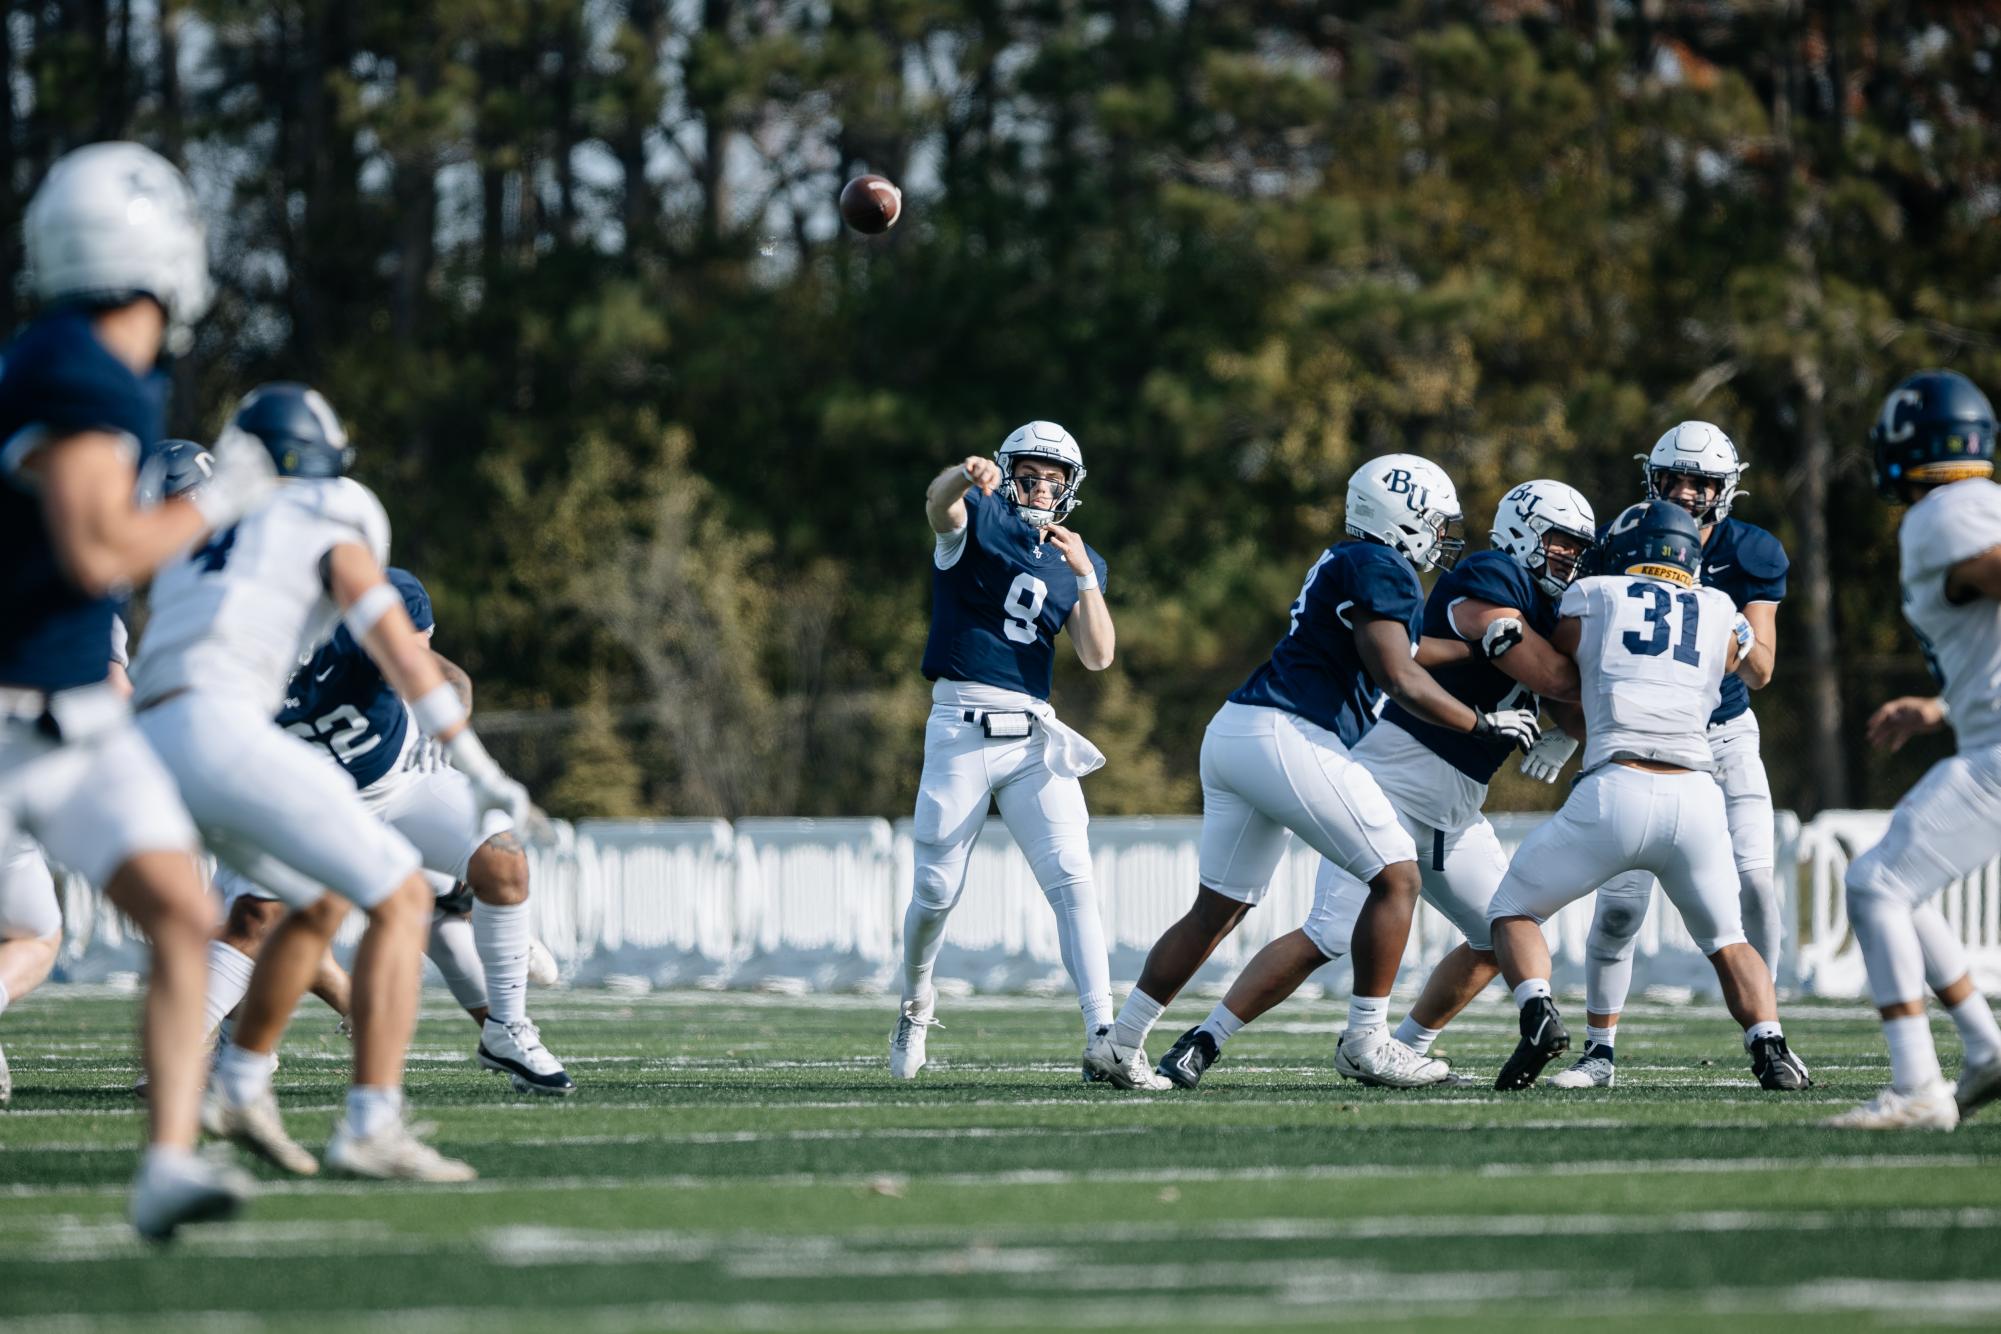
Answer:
[
  {"left": 1638, "top": 421, "right": 1742, "bottom": 527},
  {"left": 995, "top": 421, "right": 1086, "bottom": 529},
  {"left": 1492, "top": 479, "right": 1598, "bottom": 599}
]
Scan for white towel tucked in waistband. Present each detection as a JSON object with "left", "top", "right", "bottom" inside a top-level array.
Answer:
[{"left": 931, "top": 679, "right": 1106, "bottom": 780}]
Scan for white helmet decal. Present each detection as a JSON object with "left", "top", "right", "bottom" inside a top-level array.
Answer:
[
  {"left": 995, "top": 420, "right": 1086, "bottom": 529},
  {"left": 1492, "top": 479, "right": 1598, "bottom": 598},
  {"left": 1344, "top": 453, "right": 1464, "bottom": 572},
  {"left": 24, "top": 142, "right": 211, "bottom": 354},
  {"left": 1639, "top": 420, "right": 1744, "bottom": 524}
]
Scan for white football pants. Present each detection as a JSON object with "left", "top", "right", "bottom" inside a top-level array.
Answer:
[
  {"left": 1584, "top": 710, "right": 1777, "bottom": 1013},
  {"left": 1845, "top": 744, "right": 2001, "bottom": 1010},
  {"left": 903, "top": 704, "right": 1111, "bottom": 1032},
  {"left": 0, "top": 834, "right": 61, "bottom": 942},
  {"left": 1490, "top": 764, "right": 1746, "bottom": 956}
]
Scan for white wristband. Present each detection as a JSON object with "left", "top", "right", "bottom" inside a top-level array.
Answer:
[
  {"left": 1075, "top": 569, "right": 1099, "bottom": 593},
  {"left": 342, "top": 583, "right": 401, "bottom": 641},
  {"left": 412, "top": 681, "right": 468, "bottom": 737}
]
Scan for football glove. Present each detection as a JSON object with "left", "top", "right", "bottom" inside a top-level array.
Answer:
[
  {"left": 1731, "top": 613, "right": 1756, "bottom": 657},
  {"left": 1471, "top": 707, "right": 1541, "bottom": 754},
  {"left": 446, "top": 728, "right": 554, "bottom": 841},
  {"left": 1518, "top": 728, "right": 1579, "bottom": 783},
  {"left": 191, "top": 427, "right": 277, "bottom": 530},
  {"left": 1478, "top": 616, "right": 1525, "bottom": 660}
]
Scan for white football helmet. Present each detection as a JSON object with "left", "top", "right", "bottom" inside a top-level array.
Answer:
[
  {"left": 24, "top": 142, "right": 211, "bottom": 354},
  {"left": 1491, "top": 479, "right": 1598, "bottom": 598},
  {"left": 1640, "top": 420, "right": 1742, "bottom": 525},
  {"left": 995, "top": 420, "right": 1086, "bottom": 528},
  {"left": 1345, "top": 453, "right": 1463, "bottom": 572}
]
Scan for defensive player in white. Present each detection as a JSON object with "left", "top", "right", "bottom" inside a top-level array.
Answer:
[
  {"left": 1485, "top": 500, "right": 1811, "bottom": 1091},
  {"left": 1829, "top": 370, "right": 2001, "bottom": 1131},
  {"left": 1110, "top": 456, "right": 1543, "bottom": 1091},
  {"left": 894, "top": 423, "right": 1131, "bottom": 1083},
  {"left": 133, "top": 382, "right": 539, "bottom": 1179},
  {"left": 1151, "top": 480, "right": 1595, "bottom": 1087},
  {"left": 1554, "top": 421, "right": 1791, "bottom": 1089},
  {"left": 0, "top": 142, "right": 273, "bottom": 1238}
]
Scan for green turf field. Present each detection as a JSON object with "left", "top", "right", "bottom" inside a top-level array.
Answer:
[{"left": 2, "top": 989, "right": 1998, "bottom": 1332}]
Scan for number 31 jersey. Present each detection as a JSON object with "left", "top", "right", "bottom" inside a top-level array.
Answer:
[
  {"left": 1561, "top": 574, "right": 1736, "bottom": 773},
  {"left": 277, "top": 567, "right": 432, "bottom": 788},
  {"left": 920, "top": 488, "right": 1108, "bottom": 701},
  {"left": 1899, "top": 477, "right": 2001, "bottom": 751},
  {"left": 134, "top": 478, "right": 391, "bottom": 716}
]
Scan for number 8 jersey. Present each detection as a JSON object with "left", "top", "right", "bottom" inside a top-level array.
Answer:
[
  {"left": 1562, "top": 574, "right": 1737, "bottom": 773},
  {"left": 133, "top": 478, "right": 391, "bottom": 715},
  {"left": 920, "top": 488, "right": 1108, "bottom": 700}
]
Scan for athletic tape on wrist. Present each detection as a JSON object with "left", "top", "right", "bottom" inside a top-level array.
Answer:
[
  {"left": 1074, "top": 568, "right": 1099, "bottom": 593},
  {"left": 412, "top": 681, "right": 468, "bottom": 737},
  {"left": 342, "top": 583, "right": 402, "bottom": 641}
]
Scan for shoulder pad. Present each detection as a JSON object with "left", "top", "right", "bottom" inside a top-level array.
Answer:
[
  {"left": 1730, "top": 522, "right": 1789, "bottom": 580},
  {"left": 1441, "top": 550, "right": 1532, "bottom": 610}
]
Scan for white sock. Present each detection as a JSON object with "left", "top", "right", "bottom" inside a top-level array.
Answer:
[
  {"left": 901, "top": 897, "right": 952, "bottom": 1004},
  {"left": 1039, "top": 877, "right": 1113, "bottom": 1034},
  {"left": 1393, "top": 1016, "right": 1442, "bottom": 1055},
  {"left": 203, "top": 942, "right": 256, "bottom": 1037},
  {"left": 0, "top": 977, "right": 10, "bottom": 1019},
  {"left": 1884, "top": 1013, "right": 1943, "bottom": 1093},
  {"left": 140, "top": 1143, "right": 195, "bottom": 1180},
  {"left": 1114, "top": 989, "right": 1165, "bottom": 1050},
  {"left": 1585, "top": 1024, "right": 1617, "bottom": 1053},
  {"left": 427, "top": 911, "right": 489, "bottom": 1014},
  {"left": 1196, "top": 1002, "right": 1244, "bottom": 1049},
  {"left": 1346, "top": 994, "right": 1388, "bottom": 1035},
  {"left": 1513, "top": 978, "right": 1552, "bottom": 1007},
  {"left": 345, "top": 1084, "right": 403, "bottom": 1138},
  {"left": 471, "top": 900, "right": 529, "bottom": 1027},
  {"left": 1744, "top": 1020, "right": 1783, "bottom": 1048},
  {"left": 1949, "top": 993, "right": 2001, "bottom": 1066},
  {"left": 213, "top": 1043, "right": 278, "bottom": 1107}
]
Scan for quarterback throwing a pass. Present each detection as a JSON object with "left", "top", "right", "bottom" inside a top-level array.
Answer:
[
  {"left": 1830, "top": 371, "right": 2001, "bottom": 1130},
  {"left": 894, "top": 422, "right": 1130, "bottom": 1083}
]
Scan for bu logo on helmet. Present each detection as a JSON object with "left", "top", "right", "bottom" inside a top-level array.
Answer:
[{"left": 1380, "top": 467, "right": 1429, "bottom": 512}]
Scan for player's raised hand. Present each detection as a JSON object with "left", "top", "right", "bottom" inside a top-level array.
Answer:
[
  {"left": 1472, "top": 707, "right": 1542, "bottom": 754},
  {"left": 960, "top": 456, "right": 1001, "bottom": 495},
  {"left": 192, "top": 427, "right": 277, "bottom": 530},
  {"left": 1865, "top": 695, "right": 1949, "bottom": 753},
  {"left": 1040, "top": 523, "right": 1094, "bottom": 577},
  {"left": 1519, "top": 729, "right": 1579, "bottom": 783}
]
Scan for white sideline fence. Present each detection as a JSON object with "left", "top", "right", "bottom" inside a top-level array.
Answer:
[{"left": 46, "top": 807, "right": 2001, "bottom": 998}]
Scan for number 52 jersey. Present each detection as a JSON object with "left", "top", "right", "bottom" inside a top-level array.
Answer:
[
  {"left": 134, "top": 478, "right": 391, "bottom": 715},
  {"left": 920, "top": 488, "right": 1108, "bottom": 701},
  {"left": 1562, "top": 574, "right": 1737, "bottom": 773}
]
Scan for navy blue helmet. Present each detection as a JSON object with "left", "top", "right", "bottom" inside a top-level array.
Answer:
[
  {"left": 135, "top": 438, "right": 214, "bottom": 506},
  {"left": 1870, "top": 370, "right": 1996, "bottom": 499},
  {"left": 226, "top": 381, "right": 354, "bottom": 478},
  {"left": 1591, "top": 500, "right": 1703, "bottom": 587}
]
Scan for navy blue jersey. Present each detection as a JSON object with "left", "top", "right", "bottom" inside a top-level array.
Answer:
[
  {"left": 1383, "top": 550, "right": 1556, "bottom": 783},
  {"left": 277, "top": 569, "right": 435, "bottom": 788},
  {"left": 0, "top": 311, "right": 164, "bottom": 690},
  {"left": 919, "top": 488, "right": 1109, "bottom": 700},
  {"left": 1229, "top": 540, "right": 1424, "bottom": 746},
  {"left": 1699, "top": 518, "right": 1787, "bottom": 724}
]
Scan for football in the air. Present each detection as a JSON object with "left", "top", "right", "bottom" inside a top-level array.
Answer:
[{"left": 839, "top": 174, "right": 902, "bottom": 234}]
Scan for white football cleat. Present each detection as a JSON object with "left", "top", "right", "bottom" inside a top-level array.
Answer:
[
  {"left": 889, "top": 997, "right": 938, "bottom": 1079},
  {"left": 204, "top": 1089, "right": 320, "bottom": 1176},
  {"left": 1082, "top": 1026, "right": 1172, "bottom": 1091},
  {"left": 526, "top": 939, "right": 561, "bottom": 987},
  {"left": 1550, "top": 1052, "right": 1617, "bottom": 1089},
  {"left": 1956, "top": 1055, "right": 2001, "bottom": 1122},
  {"left": 129, "top": 1149, "right": 252, "bottom": 1242},
  {"left": 1824, "top": 1081, "right": 1960, "bottom": 1131},
  {"left": 326, "top": 1117, "right": 477, "bottom": 1182},
  {"left": 478, "top": 1018, "right": 575, "bottom": 1096},
  {"left": 1334, "top": 1032, "right": 1452, "bottom": 1088}
]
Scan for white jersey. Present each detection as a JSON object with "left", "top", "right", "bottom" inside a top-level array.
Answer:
[
  {"left": 1899, "top": 478, "right": 2001, "bottom": 751},
  {"left": 1561, "top": 574, "right": 1736, "bottom": 773},
  {"left": 133, "top": 478, "right": 390, "bottom": 717}
]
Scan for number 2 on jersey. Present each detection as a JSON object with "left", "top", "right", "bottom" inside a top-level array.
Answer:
[
  {"left": 1002, "top": 573, "right": 1048, "bottom": 644},
  {"left": 1621, "top": 583, "right": 1703, "bottom": 665}
]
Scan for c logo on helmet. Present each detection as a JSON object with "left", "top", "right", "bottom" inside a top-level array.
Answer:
[
  {"left": 1879, "top": 388, "right": 1924, "bottom": 444},
  {"left": 1606, "top": 505, "right": 1646, "bottom": 535}
]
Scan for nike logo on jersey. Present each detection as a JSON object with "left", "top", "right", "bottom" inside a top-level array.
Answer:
[
  {"left": 314, "top": 666, "right": 336, "bottom": 681},
  {"left": 1707, "top": 562, "right": 1732, "bottom": 574}
]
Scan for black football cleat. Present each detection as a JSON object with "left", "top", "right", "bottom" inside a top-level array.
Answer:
[
  {"left": 1494, "top": 996, "right": 1569, "bottom": 1091},
  {"left": 1156, "top": 1026, "right": 1220, "bottom": 1090},
  {"left": 1751, "top": 1034, "right": 1812, "bottom": 1090}
]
